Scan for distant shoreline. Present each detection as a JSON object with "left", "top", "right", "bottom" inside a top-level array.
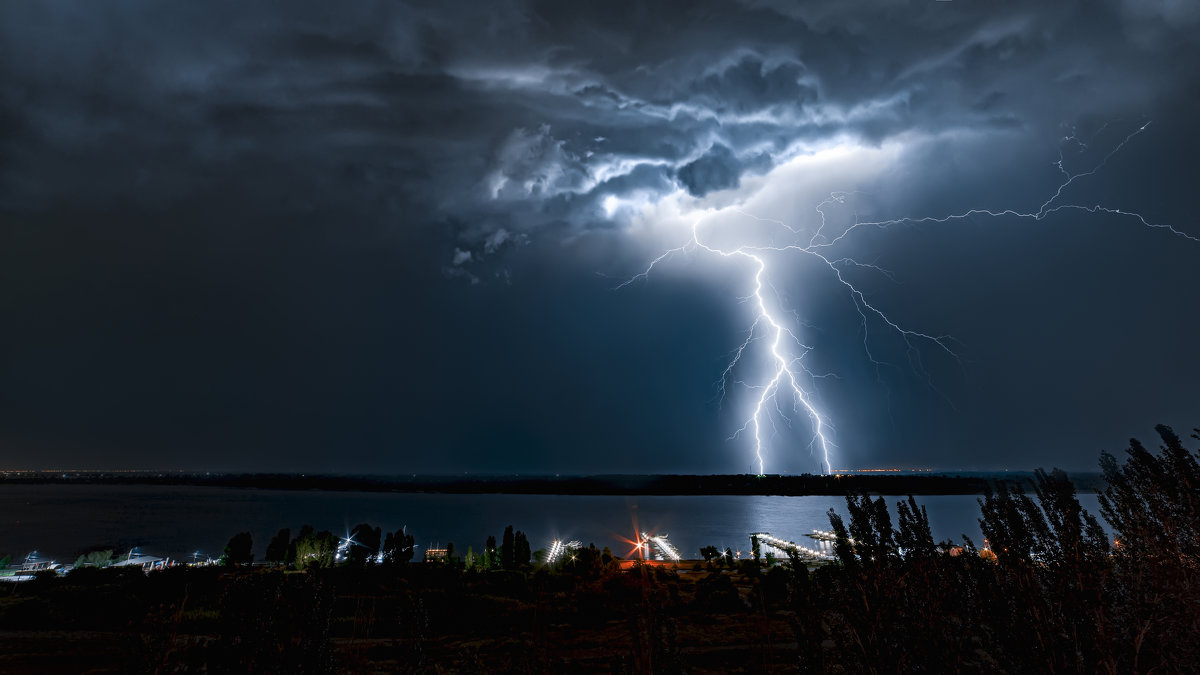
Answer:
[{"left": 0, "top": 471, "right": 1105, "bottom": 495}]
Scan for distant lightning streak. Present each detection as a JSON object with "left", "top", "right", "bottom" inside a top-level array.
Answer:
[{"left": 622, "top": 121, "right": 1196, "bottom": 475}]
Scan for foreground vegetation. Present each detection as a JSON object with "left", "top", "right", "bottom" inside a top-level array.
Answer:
[{"left": 0, "top": 425, "right": 1196, "bottom": 673}]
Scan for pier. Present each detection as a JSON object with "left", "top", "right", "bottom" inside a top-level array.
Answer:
[{"left": 750, "top": 532, "right": 835, "bottom": 562}]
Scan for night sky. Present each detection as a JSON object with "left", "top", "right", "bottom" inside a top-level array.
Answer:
[{"left": 1, "top": 1, "right": 1198, "bottom": 475}]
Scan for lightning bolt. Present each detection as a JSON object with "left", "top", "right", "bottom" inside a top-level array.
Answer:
[{"left": 622, "top": 121, "right": 1196, "bottom": 475}]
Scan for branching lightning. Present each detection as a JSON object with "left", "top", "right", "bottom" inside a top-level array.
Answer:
[{"left": 622, "top": 121, "right": 1196, "bottom": 475}]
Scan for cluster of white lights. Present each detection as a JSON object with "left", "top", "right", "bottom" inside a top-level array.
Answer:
[
  {"left": 333, "top": 539, "right": 349, "bottom": 563},
  {"left": 808, "top": 529, "right": 853, "bottom": 545},
  {"left": 640, "top": 532, "right": 682, "bottom": 561},
  {"left": 545, "top": 539, "right": 582, "bottom": 565},
  {"left": 754, "top": 532, "right": 834, "bottom": 561}
]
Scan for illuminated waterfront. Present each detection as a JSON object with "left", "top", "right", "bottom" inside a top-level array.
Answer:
[{"left": 0, "top": 485, "right": 1107, "bottom": 564}]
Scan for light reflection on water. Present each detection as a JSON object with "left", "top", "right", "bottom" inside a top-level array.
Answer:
[{"left": 0, "top": 485, "right": 1106, "bottom": 562}]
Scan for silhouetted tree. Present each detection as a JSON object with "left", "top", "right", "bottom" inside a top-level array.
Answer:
[
  {"left": 502, "top": 525, "right": 515, "bottom": 570},
  {"left": 286, "top": 525, "right": 314, "bottom": 565},
  {"left": 292, "top": 528, "right": 337, "bottom": 569},
  {"left": 514, "top": 530, "right": 531, "bottom": 567},
  {"left": 894, "top": 495, "right": 936, "bottom": 559},
  {"left": 348, "top": 523, "right": 382, "bottom": 565},
  {"left": 265, "top": 528, "right": 290, "bottom": 564},
  {"left": 485, "top": 535, "right": 498, "bottom": 569},
  {"left": 1098, "top": 424, "right": 1200, "bottom": 671},
  {"left": 976, "top": 473, "right": 1051, "bottom": 671},
  {"left": 382, "top": 527, "right": 415, "bottom": 565},
  {"left": 222, "top": 532, "right": 253, "bottom": 566}
]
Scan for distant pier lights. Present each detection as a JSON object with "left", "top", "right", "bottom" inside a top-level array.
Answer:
[
  {"left": 750, "top": 532, "right": 835, "bottom": 562},
  {"left": 642, "top": 533, "right": 681, "bottom": 561},
  {"left": 545, "top": 539, "right": 582, "bottom": 565}
]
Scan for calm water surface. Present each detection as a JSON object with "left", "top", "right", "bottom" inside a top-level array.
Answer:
[{"left": 0, "top": 485, "right": 1106, "bottom": 562}]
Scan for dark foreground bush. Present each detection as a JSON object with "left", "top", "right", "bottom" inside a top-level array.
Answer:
[{"left": 784, "top": 424, "right": 1200, "bottom": 673}]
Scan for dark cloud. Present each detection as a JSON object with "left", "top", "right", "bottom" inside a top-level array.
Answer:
[
  {"left": 676, "top": 145, "right": 743, "bottom": 197},
  {"left": 0, "top": 0, "right": 1197, "bottom": 473},
  {"left": 7, "top": 0, "right": 1193, "bottom": 239}
]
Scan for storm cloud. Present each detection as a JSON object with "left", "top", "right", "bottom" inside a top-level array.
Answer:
[{"left": 1, "top": 0, "right": 1197, "bottom": 473}]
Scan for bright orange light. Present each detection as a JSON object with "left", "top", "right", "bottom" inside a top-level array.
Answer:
[{"left": 614, "top": 534, "right": 645, "bottom": 560}]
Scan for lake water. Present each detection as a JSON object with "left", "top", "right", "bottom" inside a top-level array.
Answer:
[{"left": 0, "top": 485, "right": 1107, "bottom": 563}]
